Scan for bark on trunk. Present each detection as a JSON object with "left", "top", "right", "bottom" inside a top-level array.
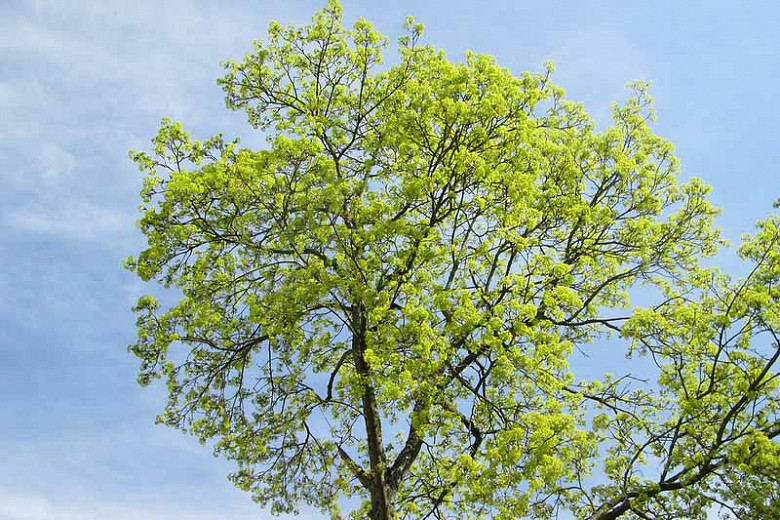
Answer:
[{"left": 352, "top": 307, "right": 395, "bottom": 520}]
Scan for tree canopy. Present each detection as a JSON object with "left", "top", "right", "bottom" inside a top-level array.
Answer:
[{"left": 126, "top": 2, "right": 780, "bottom": 518}]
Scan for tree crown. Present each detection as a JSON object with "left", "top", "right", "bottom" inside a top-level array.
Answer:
[{"left": 126, "top": 2, "right": 780, "bottom": 518}]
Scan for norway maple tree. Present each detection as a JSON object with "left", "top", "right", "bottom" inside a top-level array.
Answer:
[{"left": 126, "top": 2, "right": 780, "bottom": 518}]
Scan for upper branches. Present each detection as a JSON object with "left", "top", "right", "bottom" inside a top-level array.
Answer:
[{"left": 125, "top": 2, "right": 774, "bottom": 519}]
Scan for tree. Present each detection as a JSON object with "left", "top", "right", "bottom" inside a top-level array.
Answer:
[{"left": 125, "top": 2, "right": 780, "bottom": 518}]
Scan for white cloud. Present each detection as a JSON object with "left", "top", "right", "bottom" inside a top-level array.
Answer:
[
  {"left": 38, "top": 143, "right": 77, "bottom": 180},
  {"left": 0, "top": 0, "right": 281, "bottom": 251},
  {"left": 1, "top": 141, "right": 77, "bottom": 190},
  {"left": 6, "top": 201, "right": 132, "bottom": 239},
  {"left": 0, "top": 82, "right": 19, "bottom": 107},
  {"left": 0, "top": 489, "right": 324, "bottom": 520},
  {"left": 0, "top": 491, "right": 53, "bottom": 520}
]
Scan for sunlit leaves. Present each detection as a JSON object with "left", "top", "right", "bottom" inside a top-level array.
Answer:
[{"left": 126, "top": 2, "right": 778, "bottom": 519}]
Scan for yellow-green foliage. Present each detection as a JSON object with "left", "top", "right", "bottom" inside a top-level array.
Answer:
[{"left": 126, "top": 2, "right": 779, "bottom": 518}]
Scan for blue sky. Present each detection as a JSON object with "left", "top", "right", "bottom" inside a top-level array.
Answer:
[{"left": 1, "top": 1, "right": 778, "bottom": 519}]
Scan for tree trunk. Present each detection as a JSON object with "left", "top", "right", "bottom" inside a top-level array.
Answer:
[
  {"left": 369, "top": 484, "right": 395, "bottom": 520},
  {"left": 352, "top": 307, "right": 395, "bottom": 520}
]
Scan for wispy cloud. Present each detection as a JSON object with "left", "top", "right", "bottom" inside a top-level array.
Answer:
[
  {"left": 0, "top": 491, "right": 52, "bottom": 520},
  {"left": 0, "top": 1, "right": 281, "bottom": 244},
  {"left": 0, "top": 489, "right": 323, "bottom": 520},
  {"left": 5, "top": 201, "right": 132, "bottom": 239},
  {"left": 0, "top": 4, "right": 326, "bottom": 518},
  {"left": 3, "top": 2, "right": 773, "bottom": 520}
]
